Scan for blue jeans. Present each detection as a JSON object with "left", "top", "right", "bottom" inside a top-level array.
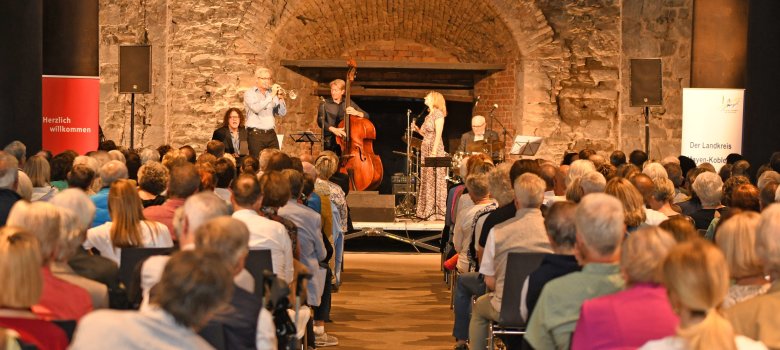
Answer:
[{"left": 453, "top": 272, "right": 486, "bottom": 341}]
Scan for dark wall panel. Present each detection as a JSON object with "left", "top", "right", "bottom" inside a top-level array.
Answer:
[
  {"left": 42, "top": 0, "right": 99, "bottom": 76},
  {"left": 0, "top": 0, "right": 43, "bottom": 152},
  {"left": 743, "top": 0, "right": 780, "bottom": 169}
]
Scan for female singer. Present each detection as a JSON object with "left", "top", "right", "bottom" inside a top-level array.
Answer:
[
  {"left": 211, "top": 107, "right": 247, "bottom": 158},
  {"left": 412, "top": 91, "right": 448, "bottom": 221}
]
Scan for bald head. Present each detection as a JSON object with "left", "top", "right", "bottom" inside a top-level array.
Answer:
[
  {"left": 630, "top": 173, "right": 654, "bottom": 205},
  {"left": 471, "top": 115, "right": 486, "bottom": 135}
]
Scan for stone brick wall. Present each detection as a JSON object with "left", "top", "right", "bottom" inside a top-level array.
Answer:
[
  {"left": 97, "top": 0, "right": 693, "bottom": 162},
  {"left": 621, "top": 0, "right": 693, "bottom": 159}
]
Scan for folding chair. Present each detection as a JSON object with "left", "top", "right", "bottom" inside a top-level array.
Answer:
[
  {"left": 488, "top": 252, "right": 546, "bottom": 350},
  {"left": 244, "top": 249, "right": 274, "bottom": 298}
]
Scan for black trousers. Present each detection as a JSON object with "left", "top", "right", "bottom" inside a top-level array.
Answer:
[{"left": 247, "top": 128, "right": 279, "bottom": 159}]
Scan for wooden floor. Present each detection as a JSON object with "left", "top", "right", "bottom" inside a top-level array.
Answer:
[{"left": 326, "top": 252, "right": 453, "bottom": 349}]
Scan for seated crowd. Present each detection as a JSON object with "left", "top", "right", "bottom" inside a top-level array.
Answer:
[
  {"left": 2, "top": 138, "right": 780, "bottom": 350},
  {"left": 0, "top": 139, "right": 346, "bottom": 349},
  {"left": 445, "top": 148, "right": 780, "bottom": 350}
]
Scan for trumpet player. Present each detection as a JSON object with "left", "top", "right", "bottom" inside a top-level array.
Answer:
[
  {"left": 316, "top": 78, "right": 369, "bottom": 156},
  {"left": 244, "top": 66, "right": 287, "bottom": 157}
]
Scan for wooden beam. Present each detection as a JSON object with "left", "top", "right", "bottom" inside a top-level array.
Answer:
[
  {"left": 282, "top": 59, "right": 505, "bottom": 72},
  {"left": 314, "top": 87, "right": 474, "bottom": 103}
]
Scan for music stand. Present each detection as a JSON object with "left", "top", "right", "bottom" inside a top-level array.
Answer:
[
  {"left": 290, "top": 131, "right": 321, "bottom": 155},
  {"left": 509, "top": 135, "right": 543, "bottom": 156},
  {"left": 421, "top": 156, "right": 452, "bottom": 220}
]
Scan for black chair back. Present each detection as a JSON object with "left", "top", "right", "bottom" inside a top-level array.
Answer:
[
  {"left": 118, "top": 247, "right": 175, "bottom": 307},
  {"left": 498, "top": 252, "right": 546, "bottom": 327},
  {"left": 198, "top": 322, "right": 226, "bottom": 350},
  {"left": 52, "top": 319, "right": 77, "bottom": 342},
  {"left": 244, "top": 249, "right": 274, "bottom": 298}
]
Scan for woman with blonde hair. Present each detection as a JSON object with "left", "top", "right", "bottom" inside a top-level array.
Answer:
[
  {"left": 0, "top": 226, "right": 68, "bottom": 350},
  {"left": 23, "top": 154, "right": 58, "bottom": 201},
  {"left": 605, "top": 177, "right": 647, "bottom": 231},
  {"left": 640, "top": 240, "right": 767, "bottom": 350},
  {"left": 84, "top": 179, "right": 173, "bottom": 265},
  {"left": 715, "top": 212, "right": 770, "bottom": 308},
  {"left": 412, "top": 91, "right": 448, "bottom": 220},
  {"left": 649, "top": 177, "right": 681, "bottom": 217},
  {"left": 573, "top": 226, "right": 678, "bottom": 349}
]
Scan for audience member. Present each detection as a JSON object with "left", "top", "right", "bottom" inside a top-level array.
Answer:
[
  {"left": 70, "top": 250, "right": 233, "bottom": 349},
  {"left": 715, "top": 212, "right": 770, "bottom": 308},
  {"left": 640, "top": 240, "right": 766, "bottom": 350},
  {"left": 279, "top": 169, "right": 335, "bottom": 347},
  {"left": 205, "top": 140, "right": 226, "bottom": 158},
  {"left": 231, "top": 173, "right": 294, "bottom": 283},
  {"left": 140, "top": 192, "right": 237, "bottom": 308},
  {"left": 67, "top": 163, "right": 97, "bottom": 194},
  {"left": 521, "top": 201, "right": 580, "bottom": 322},
  {"left": 84, "top": 179, "right": 173, "bottom": 265},
  {"left": 143, "top": 163, "right": 200, "bottom": 239},
  {"left": 629, "top": 149, "right": 648, "bottom": 168},
  {"left": 649, "top": 177, "right": 681, "bottom": 217},
  {"left": 572, "top": 227, "right": 678, "bottom": 349},
  {"left": 49, "top": 188, "right": 119, "bottom": 290},
  {"left": 136, "top": 161, "right": 168, "bottom": 208},
  {"left": 23, "top": 155, "right": 58, "bottom": 201},
  {"left": 0, "top": 226, "right": 68, "bottom": 350},
  {"left": 138, "top": 147, "right": 160, "bottom": 165},
  {"left": 690, "top": 171, "right": 724, "bottom": 230},
  {"left": 726, "top": 204, "right": 780, "bottom": 348},
  {"left": 0, "top": 151, "right": 21, "bottom": 226},
  {"left": 49, "top": 152, "right": 75, "bottom": 191},
  {"left": 659, "top": 216, "right": 699, "bottom": 243},
  {"left": 610, "top": 150, "right": 626, "bottom": 167},
  {"left": 214, "top": 157, "right": 236, "bottom": 205},
  {"left": 7, "top": 201, "right": 93, "bottom": 320},
  {"left": 179, "top": 145, "right": 196, "bottom": 163},
  {"left": 195, "top": 217, "right": 277, "bottom": 349},
  {"left": 3, "top": 141, "right": 26, "bottom": 168},
  {"left": 468, "top": 173, "right": 553, "bottom": 350},
  {"left": 643, "top": 162, "right": 669, "bottom": 181},
  {"left": 48, "top": 190, "right": 109, "bottom": 309},
  {"left": 525, "top": 193, "right": 625, "bottom": 350},
  {"left": 90, "top": 160, "right": 128, "bottom": 227}
]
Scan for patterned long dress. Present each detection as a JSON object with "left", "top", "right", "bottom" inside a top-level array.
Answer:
[{"left": 416, "top": 108, "right": 448, "bottom": 221}]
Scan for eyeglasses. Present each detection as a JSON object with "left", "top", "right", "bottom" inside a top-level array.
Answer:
[
  {"left": 258, "top": 77, "right": 272, "bottom": 80},
  {"left": 472, "top": 124, "right": 486, "bottom": 128}
]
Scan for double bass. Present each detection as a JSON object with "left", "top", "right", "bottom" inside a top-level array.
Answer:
[{"left": 336, "top": 59, "right": 383, "bottom": 191}]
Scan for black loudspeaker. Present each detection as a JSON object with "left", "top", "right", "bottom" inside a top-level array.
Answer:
[
  {"left": 630, "top": 58, "right": 662, "bottom": 106},
  {"left": 119, "top": 45, "right": 151, "bottom": 93}
]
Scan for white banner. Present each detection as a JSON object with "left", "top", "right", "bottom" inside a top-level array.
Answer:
[{"left": 681, "top": 88, "right": 744, "bottom": 171}]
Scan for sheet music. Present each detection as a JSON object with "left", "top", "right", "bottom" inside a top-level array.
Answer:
[{"left": 510, "top": 135, "right": 543, "bottom": 155}]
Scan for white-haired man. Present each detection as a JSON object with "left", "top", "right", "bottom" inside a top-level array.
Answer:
[
  {"left": 244, "top": 66, "right": 287, "bottom": 157},
  {"left": 459, "top": 115, "right": 499, "bottom": 153},
  {"left": 89, "top": 160, "right": 128, "bottom": 227},
  {"left": 525, "top": 193, "right": 626, "bottom": 350},
  {"left": 0, "top": 151, "right": 21, "bottom": 226},
  {"left": 468, "top": 173, "right": 554, "bottom": 350}
]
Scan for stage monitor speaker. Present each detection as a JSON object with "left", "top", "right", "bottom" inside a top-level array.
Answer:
[
  {"left": 119, "top": 45, "right": 151, "bottom": 94},
  {"left": 630, "top": 58, "right": 662, "bottom": 106},
  {"left": 347, "top": 191, "right": 395, "bottom": 222}
]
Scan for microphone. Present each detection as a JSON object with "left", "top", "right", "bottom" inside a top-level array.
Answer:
[
  {"left": 474, "top": 95, "right": 481, "bottom": 107},
  {"left": 490, "top": 103, "right": 498, "bottom": 111}
]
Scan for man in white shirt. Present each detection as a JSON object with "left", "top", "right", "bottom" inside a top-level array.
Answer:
[{"left": 231, "top": 173, "right": 294, "bottom": 284}]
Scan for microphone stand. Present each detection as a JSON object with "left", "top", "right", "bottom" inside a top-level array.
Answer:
[
  {"left": 319, "top": 97, "right": 326, "bottom": 152},
  {"left": 489, "top": 107, "right": 509, "bottom": 162}
]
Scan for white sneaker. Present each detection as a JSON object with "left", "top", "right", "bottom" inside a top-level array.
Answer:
[{"left": 315, "top": 332, "right": 339, "bottom": 347}]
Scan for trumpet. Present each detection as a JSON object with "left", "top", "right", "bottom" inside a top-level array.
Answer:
[{"left": 274, "top": 84, "right": 298, "bottom": 100}]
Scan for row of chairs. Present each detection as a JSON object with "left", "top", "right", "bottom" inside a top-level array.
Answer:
[
  {"left": 443, "top": 249, "right": 546, "bottom": 349},
  {"left": 118, "top": 247, "right": 274, "bottom": 350}
]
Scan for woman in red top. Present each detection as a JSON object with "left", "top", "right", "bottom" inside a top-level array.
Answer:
[{"left": 0, "top": 226, "right": 68, "bottom": 350}]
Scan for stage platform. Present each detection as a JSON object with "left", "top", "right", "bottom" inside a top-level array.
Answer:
[{"left": 347, "top": 219, "right": 445, "bottom": 252}]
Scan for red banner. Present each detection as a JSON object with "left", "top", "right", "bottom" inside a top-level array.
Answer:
[{"left": 42, "top": 76, "right": 99, "bottom": 155}]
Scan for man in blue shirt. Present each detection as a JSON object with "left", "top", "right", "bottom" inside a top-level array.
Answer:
[{"left": 244, "top": 67, "right": 287, "bottom": 158}]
